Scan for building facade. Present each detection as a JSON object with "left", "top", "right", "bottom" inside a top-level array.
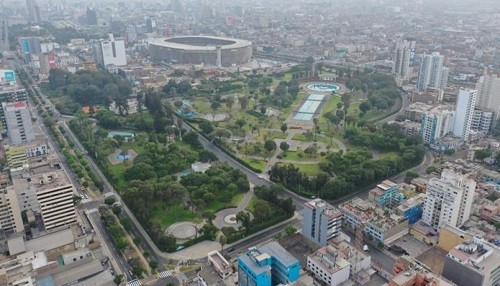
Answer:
[
  {"left": 238, "top": 241, "right": 300, "bottom": 286},
  {"left": 3, "top": 102, "right": 35, "bottom": 145},
  {"left": 442, "top": 237, "right": 500, "bottom": 286},
  {"left": 416, "top": 52, "right": 448, "bottom": 91},
  {"left": 471, "top": 109, "right": 493, "bottom": 134},
  {"left": 422, "top": 169, "right": 476, "bottom": 230},
  {"left": 393, "top": 40, "right": 415, "bottom": 81},
  {"left": 302, "top": 199, "right": 342, "bottom": 247},
  {"left": 420, "top": 109, "right": 454, "bottom": 145},
  {"left": 475, "top": 74, "right": 500, "bottom": 122},
  {"left": 95, "top": 34, "right": 127, "bottom": 67},
  {"left": 0, "top": 188, "right": 24, "bottom": 234},
  {"left": 453, "top": 89, "right": 477, "bottom": 141}
]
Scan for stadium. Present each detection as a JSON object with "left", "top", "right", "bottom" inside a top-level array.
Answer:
[{"left": 149, "top": 36, "right": 252, "bottom": 67}]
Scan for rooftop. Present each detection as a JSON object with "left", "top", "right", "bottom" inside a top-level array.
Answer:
[
  {"left": 305, "top": 199, "right": 342, "bottom": 219},
  {"left": 447, "top": 238, "right": 500, "bottom": 274},
  {"left": 2, "top": 101, "right": 28, "bottom": 111},
  {"left": 308, "top": 245, "right": 350, "bottom": 275}
]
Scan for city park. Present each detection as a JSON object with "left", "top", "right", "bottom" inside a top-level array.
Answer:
[{"left": 47, "top": 65, "right": 419, "bottom": 253}]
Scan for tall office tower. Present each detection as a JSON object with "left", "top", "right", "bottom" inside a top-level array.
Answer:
[
  {"left": 95, "top": 34, "right": 127, "bottom": 67},
  {"left": 420, "top": 109, "right": 455, "bottom": 144},
  {"left": 146, "top": 18, "right": 156, "bottom": 33},
  {"left": 475, "top": 74, "right": 500, "bottom": 122},
  {"left": 0, "top": 188, "right": 24, "bottom": 234},
  {"left": 86, "top": 8, "right": 98, "bottom": 25},
  {"left": 171, "top": 0, "right": 182, "bottom": 12},
  {"left": 3, "top": 102, "right": 35, "bottom": 145},
  {"left": 416, "top": 52, "right": 448, "bottom": 91},
  {"left": 238, "top": 241, "right": 300, "bottom": 286},
  {"left": 453, "top": 89, "right": 477, "bottom": 141},
  {"left": 26, "top": 0, "right": 41, "bottom": 24},
  {"left": 34, "top": 171, "right": 76, "bottom": 230},
  {"left": 302, "top": 199, "right": 342, "bottom": 247},
  {"left": 393, "top": 40, "right": 415, "bottom": 81},
  {"left": 422, "top": 169, "right": 476, "bottom": 230},
  {"left": 19, "top": 37, "right": 42, "bottom": 62}
]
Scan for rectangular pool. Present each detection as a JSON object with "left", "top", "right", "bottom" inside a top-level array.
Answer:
[
  {"left": 293, "top": 113, "right": 314, "bottom": 120},
  {"left": 308, "top": 94, "right": 325, "bottom": 101}
]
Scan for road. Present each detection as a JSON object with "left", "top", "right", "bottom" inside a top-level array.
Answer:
[{"left": 379, "top": 89, "right": 411, "bottom": 124}]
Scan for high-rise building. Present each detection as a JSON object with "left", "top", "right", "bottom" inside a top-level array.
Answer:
[
  {"left": 86, "top": 8, "right": 98, "bottom": 25},
  {"left": 0, "top": 187, "right": 24, "bottom": 234},
  {"left": 422, "top": 169, "right": 476, "bottom": 231},
  {"left": 420, "top": 108, "right": 455, "bottom": 144},
  {"left": 416, "top": 52, "right": 448, "bottom": 91},
  {"left": 26, "top": 0, "right": 41, "bottom": 24},
  {"left": 302, "top": 199, "right": 342, "bottom": 247},
  {"left": 442, "top": 237, "right": 500, "bottom": 286},
  {"left": 238, "top": 241, "right": 300, "bottom": 286},
  {"left": 475, "top": 74, "right": 500, "bottom": 122},
  {"left": 393, "top": 40, "right": 415, "bottom": 81},
  {"left": 94, "top": 34, "right": 127, "bottom": 67},
  {"left": 146, "top": 18, "right": 156, "bottom": 33},
  {"left": 19, "top": 37, "right": 42, "bottom": 62},
  {"left": 453, "top": 89, "right": 477, "bottom": 141},
  {"left": 33, "top": 170, "right": 76, "bottom": 231},
  {"left": 471, "top": 109, "right": 493, "bottom": 134},
  {"left": 3, "top": 102, "right": 35, "bottom": 145}
]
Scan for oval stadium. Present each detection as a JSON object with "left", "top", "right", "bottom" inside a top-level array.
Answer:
[{"left": 149, "top": 36, "right": 252, "bottom": 67}]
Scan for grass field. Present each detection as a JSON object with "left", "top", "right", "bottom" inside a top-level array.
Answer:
[
  {"left": 243, "top": 158, "right": 267, "bottom": 172},
  {"left": 295, "top": 163, "right": 321, "bottom": 176},
  {"left": 245, "top": 196, "right": 266, "bottom": 214},
  {"left": 153, "top": 205, "right": 202, "bottom": 229}
]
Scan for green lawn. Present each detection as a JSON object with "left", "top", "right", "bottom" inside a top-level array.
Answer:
[
  {"left": 107, "top": 162, "right": 131, "bottom": 190},
  {"left": 323, "top": 96, "right": 342, "bottom": 114},
  {"left": 264, "top": 130, "right": 288, "bottom": 140},
  {"left": 243, "top": 158, "right": 267, "bottom": 172},
  {"left": 245, "top": 196, "right": 266, "bottom": 214},
  {"left": 152, "top": 205, "right": 202, "bottom": 229},
  {"left": 295, "top": 164, "right": 321, "bottom": 176},
  {"left": 229, "top": 193, "right": 245, "bottom": 207},
  {"left": 283, "top": 150, "right": 314, "bottom": 161},
  {"left": 379, "top": 151, "right": 400, "bottom": 160}
]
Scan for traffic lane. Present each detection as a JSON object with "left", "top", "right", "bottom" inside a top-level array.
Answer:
[{"left": 89, "top": 212, "right": 134, "bottom": 281}]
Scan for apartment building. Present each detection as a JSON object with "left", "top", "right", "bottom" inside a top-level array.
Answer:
[{"left": 302, "top": 199, "right": 342, "bottom": 247}]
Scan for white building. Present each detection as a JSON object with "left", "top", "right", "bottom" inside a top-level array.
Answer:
[
  {"left": 33, "top": 171, "right": 77, "bottom": 231},
  {"left": 422, "top": 169, "right": 476, "bottom": 231},
  {"left": 475, "top": 74, "right": 500, "bottom": 122},
  {"left": 0, "top": 188, "right": 24, "bottom": 234},
  {"left": 420, "top": 109, "right": 455, "bottom": 145},
  {"left": 416, "top": 52, "right": 448, "bottom": 91},
  {"left": 207, "top": 250, "right": 232, "bottom": 278},
  {"left": 453, "top": 89, "right": 477, "bottom": 141},
  {"left": 307, "top": 245, "right": 350, "bottom": 286},
  {"left": 302, "top": 199, "right": 342, "bottom": 247},
  {"left": 471, "top": 109, "right": 493, "bottom": 134},
  {"left": 3, "top": 102, "right": 35, "bottom": 145},
  {"left": 393, "top": 40, "right": 415, "bottom": 82},
  {"left": 95, "top": 34, "right": 127, "bottom": 67}
]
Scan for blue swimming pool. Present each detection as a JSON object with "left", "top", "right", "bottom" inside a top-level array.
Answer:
[
  {"left": 108, "top": 130, "right": 135, "bottom": 138},
  {"left": 308, "top": 83, "right": 340, "bottom": 92},
  {"left": 115, "top": 153, "right": 131, "bottom": 161}
]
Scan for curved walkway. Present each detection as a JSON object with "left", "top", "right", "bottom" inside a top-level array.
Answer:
[{"left": 213, "top": 185, "right": 255, "bottom": 229}]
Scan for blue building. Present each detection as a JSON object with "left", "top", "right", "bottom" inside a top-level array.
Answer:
[
  {"left": 368, "top": 180, "right": 402, "bottom": 208},
  {"left": 396, "top": 194, "right": 426, "bottom": 224},
  {"left": 238, "top": 241, "right": 300, "bottom": 286}
]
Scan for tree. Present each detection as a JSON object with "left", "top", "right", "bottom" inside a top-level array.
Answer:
[
  {"left": 264, "top": 140, "right": 277, "bottom": 155},
  {"left": 211, "top": 101, "right": 221, "bottom": 112},
  {"left": 105, "top": 196, "right": 117, "bottom": 205},
  {"left": 235, "top": 119, "right": 246, "bottom": 130},
  {"left": 280, "top": 123, "right": 288, "bottom": 133},
  {"left": 285, "top": 225, "right": 297, "bottom": 237},
  {"left": 280, "top": 142, "right": 290, "bottom": 152},
  {"left": 225, "top": 97, "right": 235, "bottom": 109},
  {"left": 475, "top": 148, "right": 492, "bottom": 161},
  {"left": 236, "top": 211, "right": 251, "bottom": 232},
  {"left": 173, "top": 100, "right": 183, "bottom": 109},
  {"left": 219, "top": 235, "right": 227, "bottom": 252},
  {"left": 253, "top": 200, "right": 272, "bottom": 222},
  {"left": 239, "top": 96, "right": 249, "bottom": 110},
  {"left": 359, "top": 101, "right": 372, "bottom": 113},
  {"left": 199, "top": 120, "right": 214, "bottom": 134},
  {"left": 113, "top": 275, "right": 124, "bottom": 285}
]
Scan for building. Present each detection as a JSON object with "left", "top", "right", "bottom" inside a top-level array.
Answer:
[
  {"left": 85, "top": 8, "right": 98, "bottom": 25},
  {"left": 207, "top": 250, "right": 232, "bottom": 278},
  {"left": 442, "top": 237, "right": 500, "bottom": 286},
  {"left": 33, "top": 171, "right": 77, "bottom": 231},
  {"left": 307, "top": 239, "right": 371, "bottom": 286},
  {"left": 393, "top": 40, "right": 415, "bottom": 82},
  {"left": 438, "top": 225, "right": 471, "bottom": 252},
  {"left": 3, "top": 102, "right": 35, "bottom": 145},
  {"left": 95, "top": 34, "right": 127, "bottom": 67},
  {"left": 422, "top": 169, "right": 476, "bottom": 231},
  {"left": 0, "top": 188, "right": 24, "bottom": 234},
  {"left": 25, "top": 0, "right": 41, "bottom": 24},
  {"left": 475, "top": 74, "right": 500, "bottom": 122},
  {"left": 416, "top": 52, "right": 448, "bottom": 91},
  {"left": 238, "top": 241, "right": 300, "bottom": 286},
  {"left": 420, "top": 108, "right": 455, "bottom": 145},
  {"left": 307, "top": 245, "right": 350, "bottom": 286},
  {"left": 149, "top": 36, "right": 252, "bottom": 67},
  {"left": 453, "top": 89, "right": 477, "bottom": 141},
  {"left": 368, "top": 180, "right": 401, "bottom": 208},
  {"left": 302, "top": 199, "right": 342, "bottom": 247},
  {"left": 389, "top": 269, "right": 456, "bottom": 286},
  {"left": 471, "top": 109, "right": 493, "bottom": 134},
  {"left": 19, "top": 37, "right": 41, "bottom": 62},
  {"left": 340, "top": 198, "right": 409, "bottom": 245},
  {"left": 396, "top": 193, "right": 425, "bottom": 224},
  {"left": 405, "top": 102, "right": 433, "bottom": 122}
]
